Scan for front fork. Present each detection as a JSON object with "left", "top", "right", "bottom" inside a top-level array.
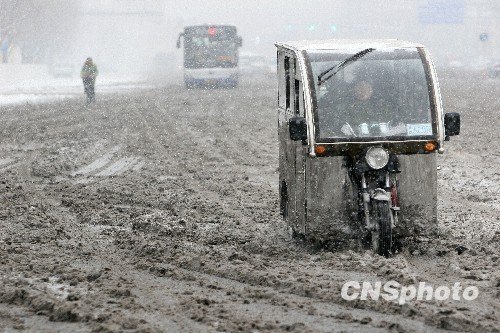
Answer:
[{"left": 361, "top": 172, "right": 399, "bottom": 231}]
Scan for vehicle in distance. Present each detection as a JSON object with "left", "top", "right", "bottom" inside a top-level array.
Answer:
[
  {"left": 177, "top": 25, "right": 243, "bottom": 88},
  {"left": 486, "top": 58, "right": 500, "bottom": 78}
]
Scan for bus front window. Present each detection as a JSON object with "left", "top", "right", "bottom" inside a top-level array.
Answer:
[{"left": 185, "top": 37, "right": 238, "bottom": 69}]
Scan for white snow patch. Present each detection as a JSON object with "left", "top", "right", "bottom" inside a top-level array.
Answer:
[
  {"left": 0, "top": 94, "right": 75, "bottom": 106},
  {"left": 95, "top": 157, "right": 142, "bottom": 176},
  {"left": 0, "top": 157, "right": 14, "bottom": 167},
  {"left": 45, "top": 277, "right": 70, "bottom": 300},
  {"left": 0, "top": 64, "right": 155, "bottom": 107},
  {"left": 71, "top": 145, "right": 121, "bottom": 176}
]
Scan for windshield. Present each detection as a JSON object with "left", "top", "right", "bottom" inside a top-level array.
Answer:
[
  {"left": 310, "top": 49, "right": 433, "bottom": 140},
  {"left": 318, "top": 48, "right": 375, "bottom": 85},
  {"left": 185, "top": 37, "right": 238, "bottom": 69}
]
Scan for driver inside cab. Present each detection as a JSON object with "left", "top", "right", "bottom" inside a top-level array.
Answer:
[{"left": 319, "top": 64, "right": 404, "bottom": 137}]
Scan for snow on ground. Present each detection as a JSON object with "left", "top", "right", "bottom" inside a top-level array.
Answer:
[
  {"left": 0, "top": 73, "right": 498, "bottom": 332},
  {"left": 0, "top": 93, "right": 76, "bottom": 106},
  {"left": 0, "top": 64, "right": 156, "bottom": 106}
]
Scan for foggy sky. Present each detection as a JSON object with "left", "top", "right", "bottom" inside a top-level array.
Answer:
[
  {"left": 78, "top": 0, "right": 498, "bottom": 72},
  {"left": 163, "top": 0, "right": 499, "bottom": 61},
  {"left": 3, "top": 0, "right": 498, "bottom": 75}
]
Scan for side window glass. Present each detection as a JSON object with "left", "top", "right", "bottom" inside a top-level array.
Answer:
[
  {"left": 294, "top": 79, "right": 300, "bottom": 115},
  {"left": 278, "top": 52, "right": 286, "bottom": 108},
  {"left": 285, "top": 56, "right": 291, "bottom": 110},
  {"left": 299, "top": 80, "right": 305, "bottom": 117},
  {"left": 280, "top": 53, "right": 301, "bottom": 115},
  {"left": 294, "top": 59, "right": 304, "bottom": 117}
]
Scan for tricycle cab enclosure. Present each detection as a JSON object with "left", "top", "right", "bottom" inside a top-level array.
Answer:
[{"left": 276, "top": 39, "right": 457, "bottom": 247}]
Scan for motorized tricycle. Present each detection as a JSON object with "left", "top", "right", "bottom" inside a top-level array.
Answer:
[{"left": 276, "top": 39, "right": 460, "bottom": 257}]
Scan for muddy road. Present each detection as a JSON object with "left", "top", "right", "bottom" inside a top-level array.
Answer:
[{"left": 0, "top": 74, "right": 498, "bottom": 332}]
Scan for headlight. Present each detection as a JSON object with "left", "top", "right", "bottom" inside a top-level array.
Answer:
[{"left": 365, "top": 147, "right": 389, "bottom": 170}]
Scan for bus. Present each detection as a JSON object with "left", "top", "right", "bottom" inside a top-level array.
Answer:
[{"left": 176, "top": 25, "right": 242, "bottom": 88}]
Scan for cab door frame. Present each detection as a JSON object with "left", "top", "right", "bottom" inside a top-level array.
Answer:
[{"left": 277, "top": 48, "right": 308, "bottom": 235}]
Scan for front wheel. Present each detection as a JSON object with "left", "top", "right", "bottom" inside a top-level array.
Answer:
[{"left": 371, "top": 199, "right": 393, "bottom": 257}]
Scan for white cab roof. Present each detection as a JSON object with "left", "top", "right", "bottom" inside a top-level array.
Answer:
[{"left": 275, "top": 39, "right": 424, "bottom": 52}]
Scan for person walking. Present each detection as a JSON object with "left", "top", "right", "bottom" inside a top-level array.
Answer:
[{"left": 80, "top": 57, "right": 99, "bottom": 104}]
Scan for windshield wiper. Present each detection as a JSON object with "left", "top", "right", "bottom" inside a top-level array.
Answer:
[{"left": 317, "top": 48, "right": 375, "bottom": 86}]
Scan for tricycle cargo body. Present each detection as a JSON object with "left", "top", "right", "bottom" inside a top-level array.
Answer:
[
  {"left": 302, "top": 154, "right": 437, "bottom": 243},
  {"left": 276, "top": 39, "right": 455, "bottom": 254}
]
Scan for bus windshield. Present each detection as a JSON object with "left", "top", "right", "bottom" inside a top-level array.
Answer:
[
  {"left": 185, "top": 37, "right": 238, "bottom": 68},
  {"left": 310, "top": 49, "right": 434, "bottom": 139},
  {"left": 183, "top": 26, "right": 240, "bottom": 69}
]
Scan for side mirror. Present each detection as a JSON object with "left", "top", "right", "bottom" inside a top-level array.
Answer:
[
  {"left": 289, "top": 116, "right": 307, "bottom": 141},
  {"left": 444, "top": 112, "right": 460, "bottom": 140},
  {"left": 237, "top": 36, "right": 243, "bottom": 47}
]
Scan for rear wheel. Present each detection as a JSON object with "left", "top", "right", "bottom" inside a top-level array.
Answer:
[{"left": 371, "top": 199, "right": 392, "bottom": 257}]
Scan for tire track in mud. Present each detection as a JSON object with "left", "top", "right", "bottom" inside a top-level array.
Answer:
[
  {"left": 132, "top": 88, "right": 277, "bottom": 229},
  {"left": 93, "top": 88, "right": 407, "bottom": 332},
  {"left": 126, "top": 262, "right": 454, "bottom": 333},
  {"left": 0, "top": 98, "right": 167, "bottom": 332},
  {"left": 104, "top": 86, "right": 496, "bottom": 332},
  {"left": 68, "top": 89, "right": 295, "bottom": 331},
  {"left": 1, "top": 91, "right": 386, "bottom": 332},
  {"left": 78, "top": 85, "right": 492, "bottom": 330},
  {"left": 0, "top": 89, "right": 268, "bottom": 330},
  {"left": 0, "top": 77, "right": 498, "bottom": 332},
  {"left": 135, "top": 84, "right": 498, "bottom": 332},
  {"left": 0, "top": 145, "right": 98, "bottom": 331},
  {"left": 70, "top": 145, "right": 122, "bottom": 176}
]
